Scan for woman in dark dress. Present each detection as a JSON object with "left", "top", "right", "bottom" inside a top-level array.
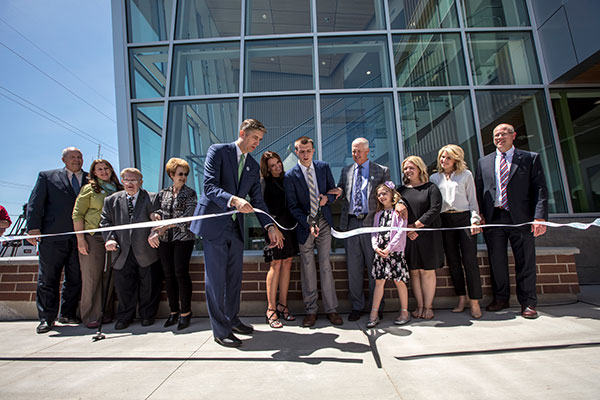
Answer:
[
  {"left": 397, "top": 156, "right": 444, "bottom": 320},
  {"left": 260, "top": 151, "right": 299, "bottom": 328}
]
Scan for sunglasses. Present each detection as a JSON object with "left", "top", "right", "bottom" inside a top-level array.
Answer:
[{"left": 176, "top": 172, "right": 189, "bottom": 177}]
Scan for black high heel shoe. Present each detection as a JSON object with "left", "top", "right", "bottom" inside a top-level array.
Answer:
[
  {"left": 164, "top": 313, "right": 179, "bottom": 328},
  {"left": 177, "top": 313, "right": 192, "bottom": 330},
  {"left": 276, "top": 303, "right": 296, "bottom": 321},
  {"left": 266, "top": 309, "right": 282, "bottom": 328}
]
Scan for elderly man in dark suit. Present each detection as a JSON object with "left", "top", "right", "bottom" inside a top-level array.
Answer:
[
  {"left": 100, "top": 168, "right": 161, "bottom": 330},
  {"left": 329, "top": 138, "right": 390, "bottom": 322},
  {"left": 475, "top": 123, "right": 548, "bottom": 319},
  {"left": 190, "top": 119, "right": 283, "bottom": 348},
  {"left": 284, "top": 136, "right": 342, "bottom": 327},
  {"left": 27, "top": 147, "right": 88, "bottom": 334}
]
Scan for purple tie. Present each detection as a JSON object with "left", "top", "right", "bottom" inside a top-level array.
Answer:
[
  {"left": 353, "top": 165, "right": 363, "bottom": 215},
  {"left": 499, "top": 153, "right": 509, "bottom": 210}
]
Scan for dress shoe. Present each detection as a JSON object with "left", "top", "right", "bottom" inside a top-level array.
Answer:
[
  {"left": 214, "top": 333, "right": 242, "bottom": 348},
  {"left": 485, "top": 300, "right": 510, "bottom": 312},
  {"left": 521, "top": 305, "right": 539, "bottom": 319},
  {"left": 302, "top": 313, "right": 317, "bottom": 327},
  {"left": 58, "top": 316, "right": 82, "bottom": 324},
  {"left": 102, "top": 316, "right": 113, "bottom": 324},
  {"left": 86, "top": 321, "right": 99, "bottom": 329},
  {"left": 36, "top": 320, "right": 53, "bottom": 334},
  {"left": 114, "top": 320, "right": 131, "bottom": 330},
  {"left": 348, "top": 309, "right": 361, "bottom": 321},
  {"left": 232, "top": 322, "right": 253, "bottom": 335},
  {"left": 328, "top": 312, "right": 343, "bottom": 325},
  {"left": 141, "top": 318, "right": 155, "bottom": 327},
  {"left": 177, "top": 313, "right": 192, "bottom": 330},
  {"left": 164, "top": 313, "right": 179, "bottom": 328}
]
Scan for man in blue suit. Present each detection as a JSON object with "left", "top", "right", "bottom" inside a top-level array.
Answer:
[
  {"left": 190, "top": 119, "right": 283, "bottom": 347},
  {"left": 284, "top": 136, "right": 342, "bottom": 327},
  {"left": 27, "top": 147, "right": 88, "bottom": 334}
]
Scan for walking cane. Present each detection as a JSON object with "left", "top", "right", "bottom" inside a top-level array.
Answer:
[{"left": 92, "top": 245, "right": 117, "bottom": 342}]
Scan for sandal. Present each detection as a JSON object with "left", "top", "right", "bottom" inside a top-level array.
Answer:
[
  {"left": 266, "top": 309, "right": 283, "bottom": 329},
  {"left": 395, "top": 309, "right": 411, "bottom": 325},
  {"left": 422, "top": 308, "right": 434, "bottom": 320},
  {"left": 277, "top": 303, "right": 296, "bottom": 321},
  {"left": 366, "top": 316, "right": 379, "bottom": 328},
  {"left": 412, "top": 307, "right": 423, "bottom": 319}
]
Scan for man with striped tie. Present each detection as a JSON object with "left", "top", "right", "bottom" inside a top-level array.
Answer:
[
  {"left": 475, "top": 123, "right": 548, "bottom": 319},
  {"left": 284, "top": 136, "right": 342, "bottom": 327}
]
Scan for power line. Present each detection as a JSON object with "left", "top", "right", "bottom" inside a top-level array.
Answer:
[
  {"left": 0, "top": 17, "right": 115, "bottom": 107},
  {"left": 0, "top": 181, "right": 32, "bottom": 191},
  {"left": 0, "top": 40, "right": 116, "bottom": 124},
  {"left": 0, "top": 91, "right": 118, "bottom": 155},
  {"left": 0, "top": 85, "right": 118, "bottom": 153}
]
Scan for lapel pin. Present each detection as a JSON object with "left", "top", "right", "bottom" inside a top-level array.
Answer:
[{"left": 246, "top": 166, "right": 250, "bottom": 171}]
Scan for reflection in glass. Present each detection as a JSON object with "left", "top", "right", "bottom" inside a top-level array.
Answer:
[
  {"left": 388, "top": 0, "right": 458, "bottom": 29},
  {"left": 318, "top": 0, "right": 385, "bottom": 32},
  {"left": 175, "top": 0, "right": 241, "bottom": 39},
  {"left": 246, "top": 39, "right": 313, "bottom": 92},
  {"left": 170, "top": 42, "right": 240, "bottom": 96},
  {"left": 551, "top": 90, "right": 600, "bottom": 212},
  {"left": 393, "top": 33, "right": 467, "bottom": 87},
  {"left": 129, "top": 47, "right": 168, "bottom": 98},
  {"left": 468, "top": 32, "right": 541, "bottom": 85},
  {"left": 319, "top": 36, "right": 391, "bottom": 89},
  {"left": 127, "top": 0, "right": 173, "bottom": 43},
  {"left": 248, "top": 0, "right": 311, "bottom": 35},
  {"left": 463, "top": 0, "right": 530, "bottom": 27},
  {"left": 166, "top": 99, "right": 238, "bottom": 195},
  {"left": 321, "top": 94, "right": 400, "bottom": 185},
  {"left": 476, "top": 90, "right": 566, "bottom": 213},
  {"left": 399, "top": 92, "right": 478, "bottom": 172},
  {"left": 133, "top": 103, "right": 164, "bottom": 192}
]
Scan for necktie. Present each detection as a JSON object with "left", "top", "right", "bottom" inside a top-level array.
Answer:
[
  {"left": 499, "top": 153, "right": 509, "bottom": 210},
  {"left": 353, "top": 164, "right": 363, "bottom": 215},
  {"left": 127, "top": 196, "right": 134, "bottom": 222},
  {"left": 71, "top": 173, "right": 80, "bottom": 194},
  {"left": 306, "top": 166, "right": 319, "bottom": 217},
  {"left": 233, "top": 154, "right": 245, "bottom": 221}
]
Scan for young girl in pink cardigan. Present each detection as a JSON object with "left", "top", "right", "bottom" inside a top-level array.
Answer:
[{"left": 368, "top": 181, "right": 410, "bottom": 328}]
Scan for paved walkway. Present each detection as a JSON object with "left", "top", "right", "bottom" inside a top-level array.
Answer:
[{"left": 1, "top": 287, "right": 599, "bottom": 399}]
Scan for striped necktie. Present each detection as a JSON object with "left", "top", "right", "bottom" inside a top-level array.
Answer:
[
  {"left": 306, "top": 166, "right": 319, "bottom": 217},
  {"left": 499, "top": 152, "right": 509, "bottom": 210}
]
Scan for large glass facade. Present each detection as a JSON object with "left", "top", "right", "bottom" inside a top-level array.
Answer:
[{"left": 116, "top": 0, "right": 596, "bottom": 251}]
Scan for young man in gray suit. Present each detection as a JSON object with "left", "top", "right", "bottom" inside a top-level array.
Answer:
[
  {"left": 100, "top": 168, "right": 161, "bottom": 330},
  {"left": 329, "top": 138, "right": 390, "bottom": 321}
]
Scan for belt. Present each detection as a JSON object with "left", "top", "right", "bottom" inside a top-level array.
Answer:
[
  {"left": 442, "top": 209, "right": 465, "bottom": 214},
  {"left": 349, "top": 214, "right": 367, "bottom": 220}
]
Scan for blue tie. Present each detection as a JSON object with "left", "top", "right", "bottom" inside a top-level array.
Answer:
[{"left": 71, "top": 173, "right": 80, "bottom": 194}]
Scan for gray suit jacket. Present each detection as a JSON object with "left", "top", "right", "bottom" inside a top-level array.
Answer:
[
  {"left": 337, "top": 161, "right": 390, "bottom": 230},
  {"left": 100, "top": 189, "right": 159, "bottom": 270}
]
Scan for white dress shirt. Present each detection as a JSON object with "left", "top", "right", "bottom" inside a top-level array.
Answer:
[
  {"left": 126, "top": 191, "right": 140, "bottom": 208},
  {"left": 66, "top": 169, "right": 84, "bottom": 188},
  {"left": 494, "top": 146, "right": 515, "bottom": 207},
  {"left": 298, "top": 161, "right": 318, "bottom": 194},
  {"left": 430, "top": 169, "right": 481, "bottom": 224}
]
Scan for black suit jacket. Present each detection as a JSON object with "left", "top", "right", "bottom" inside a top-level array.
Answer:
[
  {"left": 475, "top": 148, "right": 548, "bottom": 224},
  {"left": 100, "top": 189, "right": 159, "bottom": 270},
  {"left": 27, "top": 168, "right": 88, "bottom": 242}
]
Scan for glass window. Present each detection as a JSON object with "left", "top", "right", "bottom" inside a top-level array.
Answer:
[
  {"left": 321, "top": 94, "right": 400, "bottom": 185},
  {"left": 165, "top": 99, "right": 239, "bottom": 194},
  {"left": 129, "top": 47, "right": 168, "bottom": 99},
  {"left": 398, "top": 91, "right": 479, "bottom": 172},
  {"left": 127, "top": 0, "right": 173, "bottom": 43},
  {"left": 476, "top": 90, "right": 567, "bottom": 213},
  {"left": 175, "top": 0, "right": 241, "bottom": 39},
  {"left": 319, "top": 36, "right": 391, "bottom": 89},
  {"left": 463, "top": 0, "right": 530, "bottom": 27},
  {"left": 393, "top": 33, "right": 467, "bottom": 87},
  {"left": 468, "top": 32, "right": 541, "bottom": 85},
  {"left": 170, "top": 42, "right": 240, "bottom": 96},
  {"left": 551, "top": 90, "right": 600, "bottom": 213},
  {"left": 245, "top": 39, "right": 313, "bottom": 93},
  {"left": 388, "top": 0, "right": 459, "bottom": 29},
  {"left": 132, "top": 103, "right": 164, "bottom": 193},
  {"left": 318, "top": 0, "right": 385, "bottom": 32},
  {"left": 247, "top": 0, "right": 311, "bottom": 35}
]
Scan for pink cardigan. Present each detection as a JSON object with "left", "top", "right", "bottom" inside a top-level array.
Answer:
[{"left": 371, "top": 210, "right": 407, "bottom": 254}]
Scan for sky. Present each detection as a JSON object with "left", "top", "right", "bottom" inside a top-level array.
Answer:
[{"left": 0, "top": 1, "right": 118, "bottom": 227}]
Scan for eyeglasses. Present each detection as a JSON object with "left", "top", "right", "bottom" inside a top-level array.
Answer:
[
  {"left": 494, "top": 131, "right": 513, "bottom": 138},
  {"left": 176, "top": 172, "right": 189, "bottom": 177},
  {"left": 122, "top": 178, "right": 140, "bottom": 183}
]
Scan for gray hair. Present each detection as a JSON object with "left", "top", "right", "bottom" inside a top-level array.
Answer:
[
  {"left": 62, "top": 147, "right": 82, "bottom": 158},
  {"left": 352, "top": 137, "right": 369, "bottom": 150}
]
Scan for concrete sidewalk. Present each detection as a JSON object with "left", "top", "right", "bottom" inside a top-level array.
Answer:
[{"left": 1, "top": 289, "right": 599, "bottom": 399}]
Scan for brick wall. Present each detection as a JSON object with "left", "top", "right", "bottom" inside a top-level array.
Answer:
[{"left": 0, "top": 248, "right": 580, "bottom": 318}]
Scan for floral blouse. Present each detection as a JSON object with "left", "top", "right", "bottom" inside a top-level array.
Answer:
[{"left": 155, "top": 184, "right": 197, "bottom": 242}]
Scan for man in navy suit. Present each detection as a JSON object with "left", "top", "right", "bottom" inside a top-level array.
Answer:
[
  {"left": 284, "top": 136, "right": 342, "bottom": 327},
  {"left": 190, "top": 119, "right": 283, "bottom": 347},
  {"left": 27, "top": 147, "right": 88, "bottom": 333},
  {"left": 475, "top": 123, "right": 548, "bottom": 319}
]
